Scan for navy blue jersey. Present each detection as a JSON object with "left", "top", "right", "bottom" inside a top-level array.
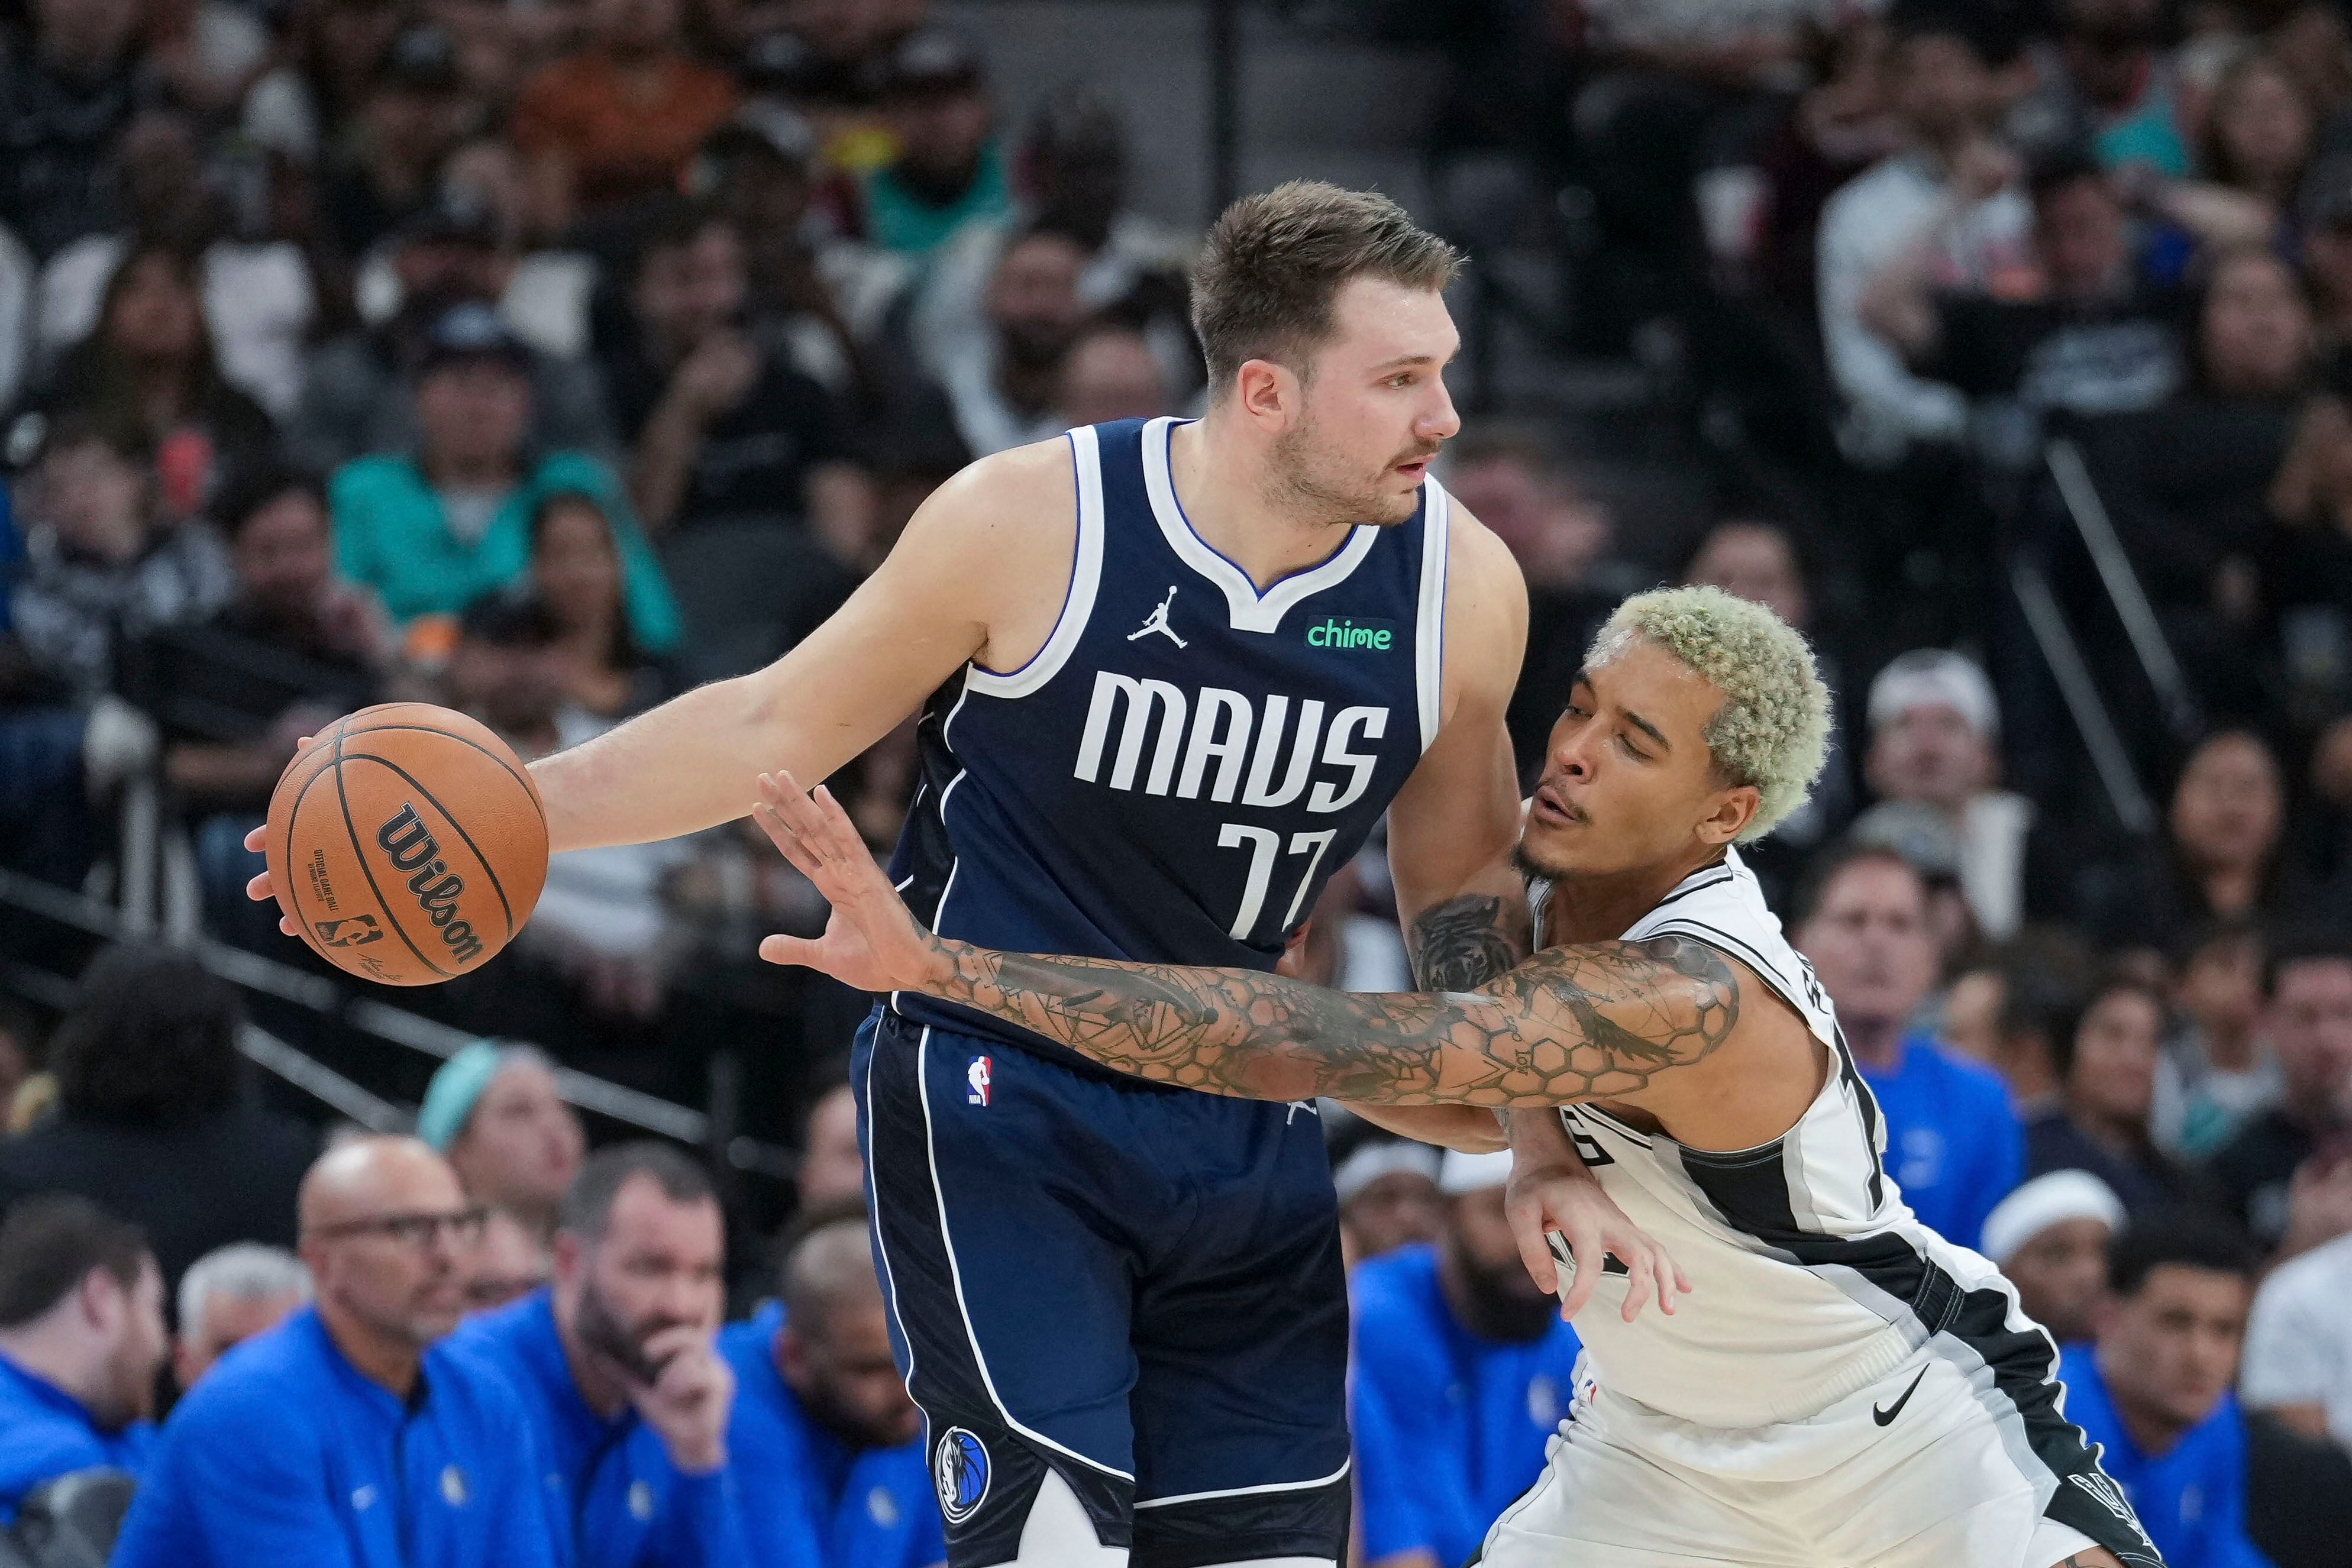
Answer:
[{"left": 887, "top": 415, "right": 1449, "bottom": 1069}]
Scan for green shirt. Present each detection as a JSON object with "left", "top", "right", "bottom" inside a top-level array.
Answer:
[{"left": 860, "top": 142, "right": 1013, "bottom": 257}]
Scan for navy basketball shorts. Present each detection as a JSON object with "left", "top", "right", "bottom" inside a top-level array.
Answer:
[{"left": 852, "top": 1007, "right": 1353, "bottom": 1568}]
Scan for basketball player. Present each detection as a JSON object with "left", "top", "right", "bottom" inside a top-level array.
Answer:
[
  {"left": 247, "top": 184, "right": 1681, "bottom": 1567},
  {"left": 745, "top": 584, "right": 2163, "bottom": 1568}
]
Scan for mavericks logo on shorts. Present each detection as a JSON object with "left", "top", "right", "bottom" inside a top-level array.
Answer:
[{"left": 935, "top": 1428, "right": 990, "bottom": 1524}]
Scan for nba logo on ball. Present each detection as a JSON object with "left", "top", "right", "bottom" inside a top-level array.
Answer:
[
  {"left": 935, "top": 1428, "right": 990, "bottom": 1524},
  {"left": 967, "top": 1056, "right": 991, "bottom": 1106}
]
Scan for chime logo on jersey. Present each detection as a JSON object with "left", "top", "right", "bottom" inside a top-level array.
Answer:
[
  {"left": 967, "top": 1056, "right": 991, "bottom": 1106},
  {"left": 935, "top": 1428, "right": 990, "bottom": 1524}
]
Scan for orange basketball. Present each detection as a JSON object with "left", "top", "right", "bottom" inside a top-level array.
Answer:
[{"left": 264, "top": 703, "right": 549, "bottom": 986}]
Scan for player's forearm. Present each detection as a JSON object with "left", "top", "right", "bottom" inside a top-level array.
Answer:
[
  {"left": 531, "top": 675, "right": 806, "bottom": 853},
  {"left": 1344, "top": 1103, "right": 1508, "bottom": 1152}
]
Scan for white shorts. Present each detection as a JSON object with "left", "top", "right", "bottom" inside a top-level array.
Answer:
[{"left": 1479, "top": 1351, "right": 2160, "bottom": 1568}]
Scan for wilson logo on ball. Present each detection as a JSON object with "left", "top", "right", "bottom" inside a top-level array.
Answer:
[{"left": 376, "top": 804, "right": 486, "bottom": 964}]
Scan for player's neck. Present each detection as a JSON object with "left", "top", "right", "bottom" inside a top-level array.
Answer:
[
  {"left": 1174, "top": 412, "right": 1364, "bottom": 590},
  {"left": 1540, "top": 848, "right": 1729, "bottom": 948}
]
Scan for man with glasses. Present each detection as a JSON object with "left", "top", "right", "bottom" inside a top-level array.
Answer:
[
  {"left": 451, "top": 1142, "right": 744, "bottom": 1568},
  {"left": 111, "top": 1137, "right": 558, "bottom": 1567}
]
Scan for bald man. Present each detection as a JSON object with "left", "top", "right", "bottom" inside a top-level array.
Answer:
[
  {"left": 111, "top": 1138, "right": 560, "bottom": 1568},
  {"left": 720, "top": 1210, "right": 943, "bottom": 1568}
]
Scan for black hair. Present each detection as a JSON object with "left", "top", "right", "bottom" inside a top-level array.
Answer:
[
  {"left": 2168, "top": 914, "right": 2264, "bottom": 975},
  {"left": 211, "top": 460, "right": 328, "bottom": 542},
  {"left": 1883, "top": 0, "right": 2021, "bottom": 66},
  {"left": 525, "top": 487, "right": 642, "bottom": 674},
  {"left": 0, "top": 1196, "right": 150, "bottom": 1328},
  {"left": 2048, "top": 968, "right": 2167, "bottom": 1081},
  {"left": 558, "top": 1141, "right": 717, "bottom": 1239},
  {"left": 2108, "top": 1213, "right": 2257, "bottom": 1297},
  {"left": 622, "top": 196, "right": 734, "bottom": 293},
  {"left": 48, "top": 943, "right": 244, "bottom": 1129},
  {"left": 2027, "top": 148, "right": 2111, "bottom": 207},
  {"left": 1788, "top": 838, "right": 1921, "bottom": 929},
  {"left": 456, "top": 588, "right": 564, "bottom": 649},
  {"left": 2263, "top": 927, "right": 2352, "bottom": 998}
]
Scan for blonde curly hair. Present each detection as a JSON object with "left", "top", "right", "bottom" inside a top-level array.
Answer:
[{"left": 1586, "top": 585, "right": 1833, "bottom": 842}]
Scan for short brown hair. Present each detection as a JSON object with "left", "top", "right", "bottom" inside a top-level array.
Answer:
[
  {"left": 1190, "top": 181, "right": 1461, "bottom": 393},
  {"left": 0, "top": 1196, "right": 149, "bottom": 1328}
]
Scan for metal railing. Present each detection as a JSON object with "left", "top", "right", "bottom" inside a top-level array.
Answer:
[{"left": 2044, "top": 438, "right": 2204, "bottom": 745}]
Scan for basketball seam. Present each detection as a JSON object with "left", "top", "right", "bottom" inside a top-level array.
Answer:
[
  {"left": 335, "top": 751, "right": 522, "bottom": 938},
  {"left": 330, "top": 717, "right": 454, "bottom": 980},
  {"left": 328, "top": 723, "right": 541, "bottom": 804},
  {"left": 279, "top": 751, "right": 345, "bottom": 958}
]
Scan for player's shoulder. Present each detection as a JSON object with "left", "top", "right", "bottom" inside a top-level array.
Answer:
[{"left": 891, "top": 435, "right": 1078, "bottom": 568}]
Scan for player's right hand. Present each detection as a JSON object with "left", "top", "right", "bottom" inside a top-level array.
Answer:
[
  {"left": 243, "top": 735, "right": 317, "bottom": 936},
  {"left": 1506, "top": 1156, "right": 1691, "bottom": 1325}
]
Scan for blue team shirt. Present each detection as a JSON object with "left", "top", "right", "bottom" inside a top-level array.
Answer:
[
  {"left": 0, "top": 1351, "right": 152, "bottom": 1522},
  {"left": 1349, "top": 1244, "right": 1582, "bottom": 1568},
  {"left": 2057, "top": 1344, "right": 2274, "bottom": 1568},
  {"left": 1860, "top": 1033, "right": 2023, "bottom": 1248},
  {"left": 451, "top": 1289, "right": 746, "bottom": 1568},
  {"left": 109, "top": 1306, "right": 555, "bottom": 1568},
  {"left": 718, "top": 1303, "right": 944, "bottom": 1568}
]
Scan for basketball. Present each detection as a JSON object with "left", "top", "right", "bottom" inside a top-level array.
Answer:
[{"left": 263, "top": 702, "right": 549, "bottom": 987}]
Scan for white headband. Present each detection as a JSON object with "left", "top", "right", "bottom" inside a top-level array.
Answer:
[
  {"left": 1333, "top": 1140, "right": 1442, "bottom": 1205},
  {"left": 1438, "top": 1148, "right": 1516, "bottom": 1197},
  {"left": 1979, "top": 1171, "right": 2126, "bottom": 1265}
]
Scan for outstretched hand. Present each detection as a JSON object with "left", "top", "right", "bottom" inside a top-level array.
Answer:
[
  {"left": 1507, "top": 1155, "right": 1691, "bottom": 1323},
  {"left": 752, "top": 771, "right": 946, "bottom": 994}
]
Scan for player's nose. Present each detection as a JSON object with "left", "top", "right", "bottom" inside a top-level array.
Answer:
[{"left": 1417, "top": 383, "right": 1461, "bottom": 443}]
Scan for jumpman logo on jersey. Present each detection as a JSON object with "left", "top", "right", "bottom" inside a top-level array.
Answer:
[{"left": 1127, "top": 586, "right": 1187, "bottom": 648}]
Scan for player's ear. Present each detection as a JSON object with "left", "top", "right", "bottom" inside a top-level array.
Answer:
[
  {"left": 1694, "top": 784, "right": 1759, "bottom": 848},
  {"left": 1235, "top": 358, "right": 1300, "bottom": 429}
]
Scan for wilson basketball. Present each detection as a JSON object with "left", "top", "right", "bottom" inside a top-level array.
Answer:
[{"left": 264, "top": 703, "right": 548, "bottom": 987}]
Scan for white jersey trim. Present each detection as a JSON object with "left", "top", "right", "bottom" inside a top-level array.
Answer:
[
  {"left": 965, "top": 424, "right": 1107, "bottom": 700},
  {"left": 1139, "top": 416, "right": 1378, "bottom": 635},
  {"left": 1414, "top": 477, "right": 1449, "bottom": 751}
]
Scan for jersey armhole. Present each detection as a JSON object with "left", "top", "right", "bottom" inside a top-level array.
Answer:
[
  {"left": 964, "top": 425, "right": 1106, "bottom": 699},
  {"left": 1414, "top": 477, "right": 1450, "bottom": 751}
]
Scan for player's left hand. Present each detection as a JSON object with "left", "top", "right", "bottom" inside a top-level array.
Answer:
[
  {"left": 626, "top": 1324, "right": 734, "bottom": 1475},
  {"left": 1507, "top": 1155, "right": 1691, "bottom": 1324},
  {"left": 752, "top": 770, "right": 946, "bottom": 993}
]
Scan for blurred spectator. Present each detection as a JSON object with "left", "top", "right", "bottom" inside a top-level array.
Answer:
[
  {"left": 170, "top": 1241, "right": 309, "bottom": 1391},
  {"left": 1860, "top": 151, "right": 2186, "bottom": 453},
  {"left": 2057, "top": 1220, "right": 2270, "bottom": 1568},
  {"left": 1791, "top": 842, "right": 2023, "bottom": 1248},
  {"left": 529, "top": 490, "right": 673, "bottom": 719},
  {"left": 5, "top": 410, "right": 233, "bottom": 700},
  {"left": 935, "top": 225, "right": 1089, "bottom": 457},
  {"left": 718, "top": 1210, "right": 939, "bottom": 1568},
  {"left": 2156, "top": 920, "right": 2279, "bottom": 1160},
  {"left": 2263, "top": 392, "right": 2352, "bottom": 665},
  {"left": 1056, "top": 322, "right": 1174, "bottom": 429},
  {"left": 320, "top": 23, "right": 471, "bottom": 261},
  {"left": 2084, "top": 731, "right": 2323, "bottom": 958},
  {"left": 0, "top": 945, "right": 315, "bottom": 1294},
  {"left": 1442, "top": 425, "right": 1620, "bottom": 784},
  {"left": 512, "top": 0, "right": 737, "bottom": 240},
  {"left": 416, "top": 1041, "right": 585, "bottom": 1241},
  {"left": 295, "top": 192, "right": 617, "bottom": 474},
  {"left": 2210, "top": 934, "right": 2352, "bottom": 1250},
  {"left": 1979, "top": 1169, "right": 2125, "bottom": 1343},
  {"left": 1817, "top": 4, "right": 2032, "bottom": 464},
  {"left": 452, "top": 1142, "right": 744, "bottom": 1567},
  {"left": 0, "top": 1196, "right": 160, "bottom": 1521},
  {"left": 1679, "top": 516, "right": 1854, "bottom": 862},
  {"left": 1351, "top": 1150, "right": 1581, "bottom": 1568},
  {"left": 26, "top": 240, "right": 279, "bottom": 519},
  {"left": 2023, "top": 972, "right": 2195, "bottom": 1216},
  {"left": 1332, "top": 1134, "right": 1442, "bottom": 1266},
  {"left": 35, "top": 110, "right": 320, "bottom": 422},
  {"left": 110, "top": 1137, "right": 555, "bottom": 1568},
  {"left": 2241, "top": 1155, "right": 2352, "bottom": 1451},
  {"left": 2015, "top": 0, "right": 2190, "bottom": 176},
  {"left": 608, "top": 202, "right": 869, "bottom": 548},
  {"left": 688, "top": 106, "right": 863, "bottom": 388},
  {"left": 0, "top": 0, "right": 146, "bottom": 261},
  {"left": 857, "top": 30, "right": 1007, "bottom": 257},
  {"left": 328, "top": 303, "right": 679, "bottom": 644},
  {"left": 2198, "top": 51, "right": 2315, "bottom": 228},
  {"left": 468, "top": 1207, "right": 554, "bottom": 1313},
  {"left": 1860, "top": 649, "right": 2058, "bottom": 942},
  {"left": 2299, "top": 154, "right": 2352, "bottom": 383},
  {"left": 795, "top": 1076, "right": 865, "bottom": 1214}
]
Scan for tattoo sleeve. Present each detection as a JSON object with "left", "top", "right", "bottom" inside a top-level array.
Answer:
[
  {"left": 1406, "top": 894, "right": 1532, "bottom": 991},
  {"left": 915, "top": 933, "right": 1742, "bottom": 1107}
]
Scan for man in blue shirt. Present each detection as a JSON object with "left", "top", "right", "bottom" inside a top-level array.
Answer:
[
  {"left": 110, "top": 1136, "right": 557, "bottom": 1568},
  {"left": 453, "top": 1142, "right": 745, "bottom": 1568},
  {"left": 0, "top": 1195, "right": 163, "bottom": 1521},
  {"left": 1351, "top": 1150, "right": 1582, "bottom": 1568},
  {"left": 1792, "top": 842, "right": 2022, "bottom": 1246},
  {"left": 721, "top": 1206, "right": 944, "bottom": 1568},
  {"left": 2059, "top": 1219, "right": 2274, "bottom": 1568}
]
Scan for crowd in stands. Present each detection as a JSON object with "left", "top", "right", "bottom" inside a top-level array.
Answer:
[{"left": 0, "top": 0, "right": 2350, "bottom": 1564}]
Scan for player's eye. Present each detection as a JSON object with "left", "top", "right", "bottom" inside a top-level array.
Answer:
[
  {"left": 1618, "top": 733, "right": 1649, "bottom": 761},
  {"left": 1386, "top": 373, "right": 1414, "bottom": 388}
]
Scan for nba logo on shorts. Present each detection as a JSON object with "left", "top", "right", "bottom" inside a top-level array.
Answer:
[
  {"left": 935, "top": 1427, "right": 990, "bottom": 1524},
  {"left": 968, "top": 1056, "right": 992, "bottom": 1106}
]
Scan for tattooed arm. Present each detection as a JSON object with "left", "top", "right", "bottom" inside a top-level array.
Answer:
[{"left": 751, "top": 771, "right": 1742, "bottom": 1109}]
